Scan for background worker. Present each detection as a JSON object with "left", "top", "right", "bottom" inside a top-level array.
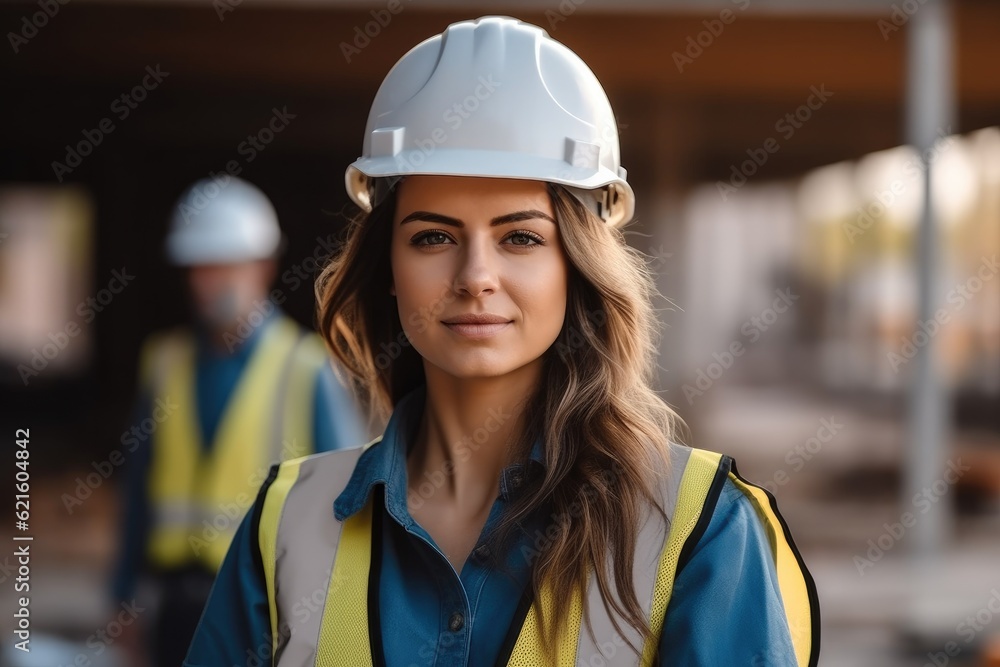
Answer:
[{"left": 109, "top": 176, "right": 370, "bottom": 667}]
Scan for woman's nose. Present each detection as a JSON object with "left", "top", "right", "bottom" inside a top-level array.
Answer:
[{"left": 452, "top": 240, "right": 499, "bottom": 297}]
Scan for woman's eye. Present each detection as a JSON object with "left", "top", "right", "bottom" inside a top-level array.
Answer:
[
  {"left": 412, "top": 231, "right": 452, "bottom": 246},
  {"left": 505, "top": 231, "right": 544, "bottom": 247}
]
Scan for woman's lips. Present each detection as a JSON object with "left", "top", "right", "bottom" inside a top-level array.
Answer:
[{"left": 442, "top": 321, "right": 512, "bottom": 339}]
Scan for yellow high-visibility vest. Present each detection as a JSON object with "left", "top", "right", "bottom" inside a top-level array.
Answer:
[
  {"left": 255, "top": 439, "right": 820, "bottom": 666},
  {"left": 140, "top": 315, "right": 330, "bottom": 572}
]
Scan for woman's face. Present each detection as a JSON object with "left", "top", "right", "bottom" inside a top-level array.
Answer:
[{"left": 390, "top": 175, "right": 569, "bottom": 380}]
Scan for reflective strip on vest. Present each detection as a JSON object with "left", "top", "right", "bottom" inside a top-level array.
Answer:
[
  {"left": 258, "top": 442, "right": 819, "bottom": 666},
  {"left": 726, "top": 466, "right": 819, "bottom": 667},
  {"left": 573, "top": 445, "right": 690, "bottom": 667},
  {"left": 259, "top": 440, "right": 379, "bottom": 664},
  {"left": 144, "top": 316, "right": 324, "bottom": 572}
]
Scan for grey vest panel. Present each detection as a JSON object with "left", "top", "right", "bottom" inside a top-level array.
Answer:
[
  {"left": 272, "top": 446, "right": 367, "bottom": 666},
  {"left": 574, "top": 442, "right": 692, "bottom": 667}
]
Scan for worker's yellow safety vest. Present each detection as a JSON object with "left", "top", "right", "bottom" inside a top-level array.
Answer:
[
  {"left": 140, "top": 315, "right": 330, "bottom": 573},
  {"left": 256, "top": 439, "right": 820, "bottom": 666}
]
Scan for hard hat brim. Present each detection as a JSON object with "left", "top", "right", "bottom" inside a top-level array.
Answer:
[{"left": 346, "top": 150, "right": 634, "bottom": 228}]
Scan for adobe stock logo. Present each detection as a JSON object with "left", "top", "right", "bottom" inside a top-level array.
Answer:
[
  {"left": 339, "top": 0, "right": 412, "bottom": 63},
  {"left": 716, "top": 85, "right": 834, "bottom": 201},
  {"left": 50, "top": 65, "right": 170, "bottom": 182},
  {"left": 682, "top": 288, "right": 799, "bottom": 405},
  {"left": 18, "top": 267, "right": 136, "bottom": 385},
  {"left": 7, "top": 0, "right": 70, "bottom": 54},
  {"left": 390, "top": 75, "right": 502, "bottom": 176},
  {"left": 671, "top": 0, "right": 751, "bottom": 73},
  {"left": 853, "top": 458, "right": 970, "bottom": 576}
]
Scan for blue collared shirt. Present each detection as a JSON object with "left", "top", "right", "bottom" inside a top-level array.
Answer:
[{"left": 184, "top": 384, "right": 798, "bottom": 666}]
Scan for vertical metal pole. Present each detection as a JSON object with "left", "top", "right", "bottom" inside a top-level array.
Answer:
[{"left": 905, "top": 0, "right": 954, "bottom": 573}]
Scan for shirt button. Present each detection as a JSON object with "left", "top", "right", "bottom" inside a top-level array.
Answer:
[{"left": 448, "top": 612, "right": 465, "bottom": 632}]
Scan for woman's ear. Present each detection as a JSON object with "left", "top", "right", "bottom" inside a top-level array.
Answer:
[{"left": 389, "top": 282, "right": 396, "bottom": 296}]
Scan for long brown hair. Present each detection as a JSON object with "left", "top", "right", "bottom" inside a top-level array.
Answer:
[{"left": 315, "top": 181, "right": 686, "bottom": 662}]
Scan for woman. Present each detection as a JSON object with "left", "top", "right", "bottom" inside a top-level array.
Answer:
[{"left": 184, "top": 16, "right": 819, "bottom": 667}]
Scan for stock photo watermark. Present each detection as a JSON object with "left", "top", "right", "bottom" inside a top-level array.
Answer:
[
  {"left": 384, "top": 74, "right": 502, "bottom": 176},
  {"left": 188, "top": 438, "right": 305, "bottom": 558},
  {"left": 716, "top": 85, "right": 834, "bottom": 200},
  {"left": 682, "top": 287, "right": 799, "bottom": 405},
  {"left": 28, "top": 599, "right": 149, "bottom": 662},
  {"left": 222, "top": 231, "right": 350, "bottom": 352},
  {"left": 921, "top": 588, "right": 1000, "bottom": 667},
  {"left": 218, "top": 295, "right": 284, "bottom": 352},
  {"left": 853, "top": 458, "right": 970, "bottom": 575},
  {"left": 213, "top": 0, "right": 244, "bottom": 21},
  {"left": 407, "top": 405, "right": 514, "bottom": 510},
  {"left": 886, "top": 254, "right": 999, "bottom": 373},
  {"left": 554, "top": 308, "right": 607, "bottom": 362},
  {"left": 545, "top": 0, "right": 585, "bottom": 31},
  {"left": 339, "top": 0, "right": 412, "bottom": 63},
  {"left": 842, "top": 126, "right": 953, "bottom": 244},
  {"left": 520, "top": 460, "right": 627, "bottom": 567},
  {"left": 62, "top": 395, "right": 178, "bottom": 514},
  {"left": 671, "top": 0, "right": 751, "bottom": 73},
  {"left": 174, "top": 107, "right": 296, "bottom": 228},
  {"left": 758, "top": 416, "right": 844, "bottom": 495},
  {"left": 7, "top": 0, "right": 71, "bottom": 54},
  {"left": 877, "top": 0, "right": 933, "bottom": 40},
  {"left": 18, "top": 267, "right": 136, "bottom": 385},
  {"left": 173, "top": 106, "right": 295, "bottom": 231},
  {"left": 51, "top": 65, "right": 170, "bottom": 182},
  {"left": 645, "top": 244, "right": 674, "bottom": 274}
]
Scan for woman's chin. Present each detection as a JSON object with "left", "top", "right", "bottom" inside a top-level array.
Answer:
[{"left": 425, "top": 355, "right": 529, "bottom": 381}]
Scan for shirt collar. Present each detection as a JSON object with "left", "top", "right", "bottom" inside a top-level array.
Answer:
[
  {"left": 498, "top": 438, "right": 545, "bottom": 501},
  {"left": 334, "top": 383, "right": 546, "bottom": 525}
]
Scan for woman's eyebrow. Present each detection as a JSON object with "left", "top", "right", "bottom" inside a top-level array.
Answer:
[
  {"left": 398, "top": 211, "right": 461, "bottom": 227},
  {"left": 399, "top": 210, "right": 556, "bottom": 227},
  {"left": 492, "top": 210, "right": 556, "bottom": 225}
]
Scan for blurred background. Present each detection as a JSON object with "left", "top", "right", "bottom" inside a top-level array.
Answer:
[{"left": 1, "top": 0, "right": 998, "bottom": 665}]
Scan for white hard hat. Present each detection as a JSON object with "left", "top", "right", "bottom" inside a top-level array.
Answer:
[
  {"left": 345, "top": 16, "right": 635, "bottom": 228},
  {"left": 166, "top": 176, "right": 282, "bottom": 266}
]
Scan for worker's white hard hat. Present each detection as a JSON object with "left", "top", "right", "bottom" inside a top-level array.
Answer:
[
  {"left": 345, "top": 15, "right": 635, "bottom": 228},
  {"left": 166, "top": 176, "right": 282, "bottom": 266}
]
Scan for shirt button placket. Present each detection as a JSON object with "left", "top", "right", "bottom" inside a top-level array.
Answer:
[{"left": 441, "top": 608, "right": 468, "bottom": 664}]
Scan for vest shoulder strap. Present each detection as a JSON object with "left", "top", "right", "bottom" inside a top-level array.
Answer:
[
  {"left": 725, "top": 462, "right": 820, "bottom": 667},
  {"left": 574, "top": 445, "right": 818, "bottom": 667},
  {"left": 640, "top": 446, "right": 728, "bottom": 661},
  {"left": 526, "top": 443, "right": 724, "bottom": 667},
  {"left": 258, "top": 436, "right": 383, "bottom": 663}
]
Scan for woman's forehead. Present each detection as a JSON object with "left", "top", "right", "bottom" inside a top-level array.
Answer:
[{"left": 394, "top": 175, "right": 553, "bottom": 215}]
